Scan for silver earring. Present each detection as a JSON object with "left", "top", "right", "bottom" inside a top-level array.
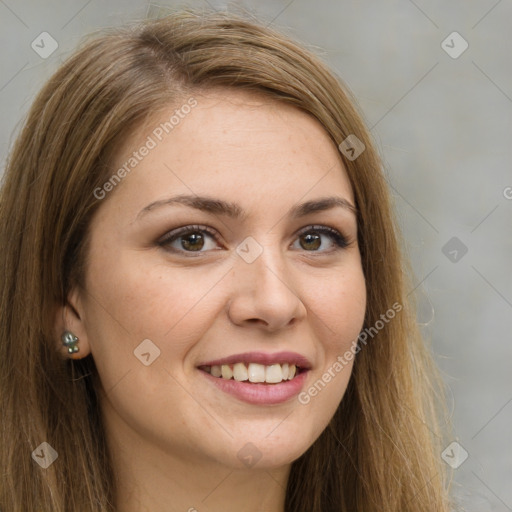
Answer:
[{"left": 61, "top": 331, "right": 79, "bottom": 354}]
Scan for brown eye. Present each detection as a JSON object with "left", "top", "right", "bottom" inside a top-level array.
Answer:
[
  {"left": 293, "top": 226, "right": 349, "bottom": 253},
  {"left": 181, "top": 232, "right": 205, "bottom": 251},
  {"left": 299, "top": 232, "right": 322, "bottom": 251},
  {"left": 158, "top": 225, "right": 220, "bottom": 254}
]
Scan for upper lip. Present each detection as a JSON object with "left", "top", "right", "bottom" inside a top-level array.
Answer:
[{"left": 197, "top": 351, "right": 312, "bottom": 370}]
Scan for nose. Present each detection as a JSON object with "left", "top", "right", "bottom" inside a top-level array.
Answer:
[{"left": 226, "top": 243, "right": 306, "bottom": 331}]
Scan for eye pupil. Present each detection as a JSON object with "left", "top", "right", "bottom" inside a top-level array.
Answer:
[
  {"left": 161, "top": 225, "right": 345, "bottom": 255},
  {"left": 300, "top": 232, "right": 321, "bottom": 251},
  {"left": 182, "top": 232, "right": 204, "bottom": 251}
]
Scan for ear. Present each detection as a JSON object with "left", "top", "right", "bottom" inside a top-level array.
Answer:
[{"left": 54, "top": 286, "right": 92, "bottom": 360}]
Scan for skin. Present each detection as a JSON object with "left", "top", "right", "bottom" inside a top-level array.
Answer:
[{"left": 56, "top": 88, "right": 367, "bottom": 512}]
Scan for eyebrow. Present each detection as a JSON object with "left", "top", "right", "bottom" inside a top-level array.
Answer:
[{"left": 136, "top": 194, "right": 357, "bottom": 221}]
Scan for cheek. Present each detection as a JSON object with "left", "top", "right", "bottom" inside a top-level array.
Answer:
[
  {"left": 308, "top": 263, "right": 367, "bottom": 352},
  {"left": 83, "top": 250, "right": 228, "bottom": 367},
  {"left": 81, "top": 251, "right": 231, "bottom": 447},
  {"left": 297, "top": 264, "right": 365, "bottom": 413},
  {"left": 90, "top": 260, "right": 201, "bottom": 332}
]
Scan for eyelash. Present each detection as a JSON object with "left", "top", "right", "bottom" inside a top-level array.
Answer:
[{"left": 157, "top": 224, "right": 351, "bottom": 256}]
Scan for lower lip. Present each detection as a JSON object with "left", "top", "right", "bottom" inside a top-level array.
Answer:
[{"left": 198, "top": 368, "right": 309, "bottom": 405}]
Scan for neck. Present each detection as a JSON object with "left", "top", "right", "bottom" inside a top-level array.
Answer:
[
  {"left": 113, "top": 444, "right": 290, "bottom": 512},
  {"left": 104, "top": 412, "right": 290, "bottom": 512}
]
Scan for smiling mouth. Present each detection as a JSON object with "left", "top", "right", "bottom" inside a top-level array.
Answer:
[{"left": 198, "top": 362, "right": 305, "bottom": 384}]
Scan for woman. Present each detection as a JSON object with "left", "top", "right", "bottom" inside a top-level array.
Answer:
[{"left": 0, "top": 8, "right": 452, "bottom": 512}]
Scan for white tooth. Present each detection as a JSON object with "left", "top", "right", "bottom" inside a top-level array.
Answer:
[
  {"left": 281, "top": 363, "right": 289, "bottom": 380},
  {"left": 288, "top": 364, "right": 296, "bottom": 380},
  {"left": 210, "top": 365, "right": 222, "bottom": 377},
  {"left": 265, "top": 364, "right": 283, "bottom": 383},
  {"left": 233, "top": 362, "right": 248, "bottom": 381},
  {"left": 248, "top": 363, "right": 265, "bottom": 383},
  {"left": 221, "top": 364, "right": 233, "bottom": 380}
]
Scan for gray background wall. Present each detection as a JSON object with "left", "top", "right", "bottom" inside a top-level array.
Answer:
[{"left": 1, "top": 1, "right": 511, "bottom": 510}]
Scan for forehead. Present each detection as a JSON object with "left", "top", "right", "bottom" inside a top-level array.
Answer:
[{"left": 104, "top": 88, "right": 354, "bottom": 219}]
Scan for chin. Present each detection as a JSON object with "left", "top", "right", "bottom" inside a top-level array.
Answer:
[{"left": 214, "top": 433, "right": 315, "bottom": 471}]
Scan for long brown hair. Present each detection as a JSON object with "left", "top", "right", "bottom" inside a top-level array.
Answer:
[{"left": 0, "top": 8, "right": 452, "bottom": 511}]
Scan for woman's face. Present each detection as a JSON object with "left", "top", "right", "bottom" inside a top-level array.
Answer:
[{"left": 72, "top": 89, "right": 366, "bottom": 469}]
